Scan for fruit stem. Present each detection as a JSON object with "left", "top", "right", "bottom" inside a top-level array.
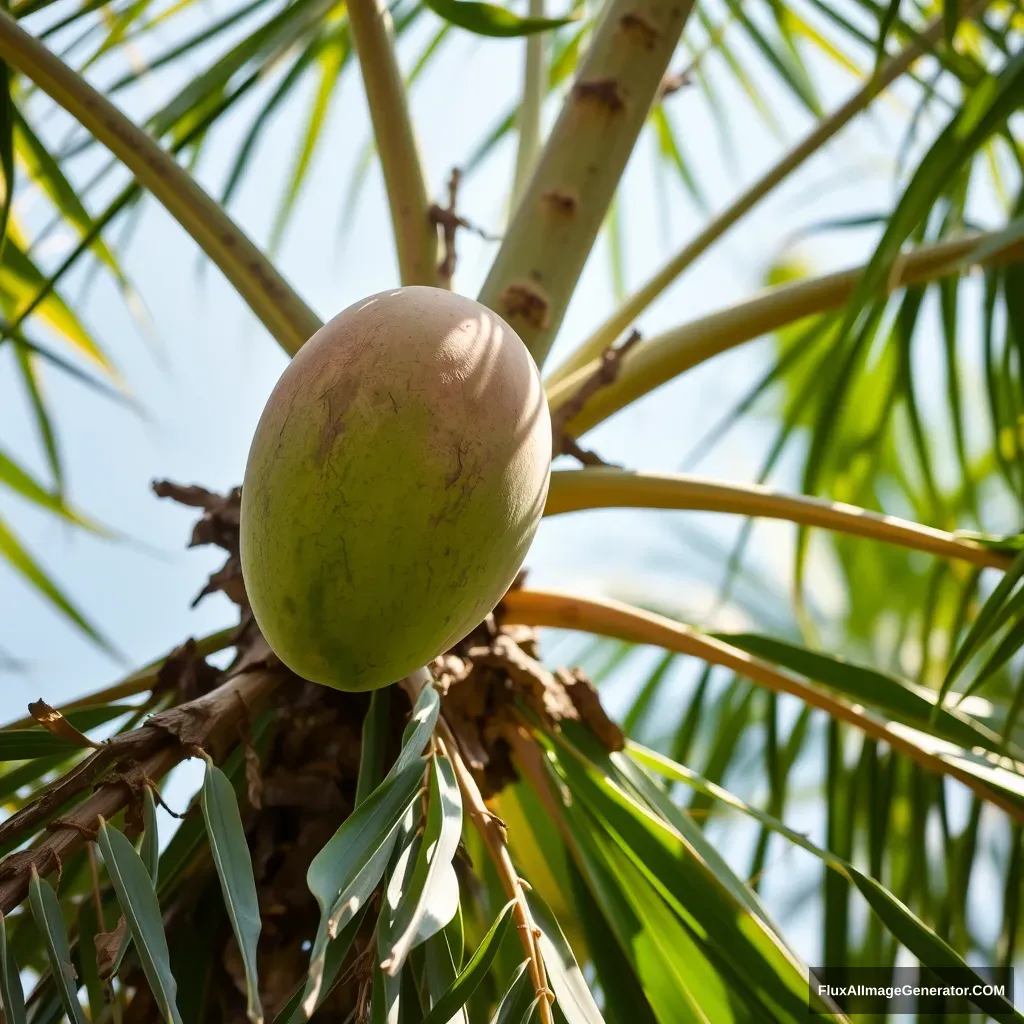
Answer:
[{"left": 435, "top": 717, "right": 555, "bottom": 1024}]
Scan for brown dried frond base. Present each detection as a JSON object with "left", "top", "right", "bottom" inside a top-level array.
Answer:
[{"left": 436, "top": 593, "right": 623, "bottom": 798}]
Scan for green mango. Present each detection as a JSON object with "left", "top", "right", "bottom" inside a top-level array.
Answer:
[{"left": 240, "top": 286, "right": 551, "bottom": 691}]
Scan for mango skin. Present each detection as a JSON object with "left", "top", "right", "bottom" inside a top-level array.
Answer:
[{"left": 240, "top": 286, "right": 551, "bottom": 691}]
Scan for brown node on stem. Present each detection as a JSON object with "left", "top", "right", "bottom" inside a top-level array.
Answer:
[
  {"left": 572, "top": 78, "right": 626, "bottom": 114},
  {"left": 618, "top": 10, "right": 660, "bottom": 48},
  {"left": 540, "top": 188, "right": 578, "bottom": 217},
  {"left": 498, "top": 281, "right": 550, "bottom": 330}
]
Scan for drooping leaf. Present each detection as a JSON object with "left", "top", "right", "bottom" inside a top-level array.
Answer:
[
  {"left": 715, "top": 631, "right": 1010, "bottom": 754},
  {"left": 942, "top": 549, "right": 1024, "bottom": 699},
  {"left": 302, "top": 689, "right": 436, "bottom": 1018},
  {"left": 0, "top": 911, "right": 26, "bottom": 1024},
  {"left": 835, "top": 51, "right": 1024, "bottom": 351},
  {"left": 273, "top": 909, "right": 366, "bottom": 1023},
  {"left": 628, "top": 742, "right": 1024, "bottom": 1022},
  {"left": 490, "top": 961, "right": 535, "bottom": 1023},
  {"left": 419, "top": 900, "right": 516, "bottom": 1024},
  {"left": 543, "top": 730, "right": 838, "bottom": 1022},
  {"left": 382, "top": 753, "right": 462, "bottom": 976},
  {"left": 200, "top": 759, "right": 263, "bottom": 1023},
  {"left": 28, "top": 868, "right": 88, "bottom": 1024},
  {"left": 97, "top": 819, "right": 183, "bottom": 1023},
  {"left": 141, "top": 784, "right": 159, "bottom": 884},
  {"left": 0, "top": 729, "right": 81, "bottom": 761},
  {"left": 0, "top": 515, "right": 115, "bottom": 654},
  {"left": 76, "top": 899, "right": 105, "bottom": 1021},
  {"left": 356, "top": 686, "right": 392, "bottom": 807},
  {"left": 13, "top": 111, "right": 118, "bottom": 271}
]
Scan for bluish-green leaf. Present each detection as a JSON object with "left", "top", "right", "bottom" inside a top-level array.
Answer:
[
  {"left": 201, "top": 759, "right": 263, "bottom": 1023},
  {"left": 28, "top": 868, "right": 87, "bottom": 1024},
  {"left": 303, "top": 761, "right": 424, "bottom": 1014},
  {"left": 0, "top": 911, "right": 26, "bottom": 1024},
  {"left": 382, "top": 753, "right": 463, "bottom": 976},
  {"left": 76, "top": 900, "right": 104, "bottom": 1022},
  {"left": 420, "top": 900, "right": 516, "bottom": 1024},
  {"left": 490, "top": 961, "right": 534, "bottom": 1023},
  {"left": 111, "top": 784, "right": 160, "bottom": 977},
  {"left": 98, "top": 819, "right": 182, "bottom": 1024},
  {"left": 141, "top": 784, "right": 159, "bottom": 885},
  {"left": 357, "top": 687, "right": 392, "bottom": 807},
  {"left": 273, "top": 908, "right": 366, "bottom": 1023}
]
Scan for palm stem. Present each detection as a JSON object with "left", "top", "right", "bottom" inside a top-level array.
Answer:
[
  {"left": 544, "top": 468, "right": 1013, "bottom": 570},
  {"left": 511, "top": 0, "right": 546, "bottom": 209},
  {"left": 549, "top": 230, "right": 1024, "bottom": 436},
  {"left": 549, "top": 0, "right": 988, "bottom": 384},
  {"left": 346, "top": 0, "right": 438, "bottom": 286},
  {"left": 0, "top": 667, "right": 282, "bottom": 914},
  {"left": 0, "top": 12, "right": 321, "bottom": 356},
  {"left": 501, "top": 589, "right": 1024, "bottom": 823},
  {"left": 478, "top": 0, "right": 696, "bottom": 366}
]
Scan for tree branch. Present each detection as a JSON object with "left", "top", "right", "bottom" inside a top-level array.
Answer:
[
  {"left": 0, "top": 12, "right": 321, "bottom": 357},
  {"left": 550, "top": 0, "right": 991, "bottom": 384},
  {"left": 477, "top": 0, "right": 696, "bottom": 366},
  {"left": 547, "top": 229, "right": 1024, "bottom": 437},
  {"left": 544, "top": 468, "right": 1014, "bottom": 570},
  {"left": 346, "top": 0, "right": 438, "bottom": 287},
  {"left": 0, "top": 668, "right": 283, "bottom": 915}
]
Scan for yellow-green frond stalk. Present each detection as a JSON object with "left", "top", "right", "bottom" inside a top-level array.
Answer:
[{"left": 478, "top": 0, "right": 695, "bottom": 366}]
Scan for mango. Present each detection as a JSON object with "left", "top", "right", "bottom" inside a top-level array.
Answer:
[{"left": 240, "top": 286, "right": 551, "bottom": 691}]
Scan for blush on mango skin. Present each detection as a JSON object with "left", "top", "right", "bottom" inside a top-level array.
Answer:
[{"left": 240, "top": 286, "right": 552, "bottom": 692}]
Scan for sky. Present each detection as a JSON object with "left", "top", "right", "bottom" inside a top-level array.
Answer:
[{"left": 0, "top": 0, "right": 1005, "bottom": 966}]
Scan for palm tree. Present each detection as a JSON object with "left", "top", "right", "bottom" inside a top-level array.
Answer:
[{"left": 0, "top": 0, "right": 1022, "bottom": 1019}]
